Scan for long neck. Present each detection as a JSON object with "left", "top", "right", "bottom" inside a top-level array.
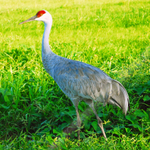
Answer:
[{"left": 42, "top": 22, "right": 52, "bottom": 54}]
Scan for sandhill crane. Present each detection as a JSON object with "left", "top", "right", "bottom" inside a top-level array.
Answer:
[{"left": 20, "top": 10, "right": 130, "bottom": 140}]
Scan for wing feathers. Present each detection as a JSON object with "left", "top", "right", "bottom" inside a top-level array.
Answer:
[
  {"left": 109, "top": 80, "right": 129, "bottom": 115},
  {"left": 53, "top": 58, "right": 129, "bottom": 115}
]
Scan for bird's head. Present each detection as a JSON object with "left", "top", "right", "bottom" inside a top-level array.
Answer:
[{"left": 20, "top": 10, "right": 52, "bottom": 25}]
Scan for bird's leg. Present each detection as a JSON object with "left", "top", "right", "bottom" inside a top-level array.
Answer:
[
  {"left": 96, "top": 114, "right": 107, "bottom": 140},
  {"left": 90, "top": 104, "right": 107, "bottom": 140},
  {"left": 75, "top": 106, "right": 81, "bottom": 140}
]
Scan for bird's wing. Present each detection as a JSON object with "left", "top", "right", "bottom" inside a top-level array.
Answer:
[
  {"left": 53, "top": 58, "right": 111, "bottom": 102},
  {"left": 53, "top": 58, "right": 129, "bottom": 115}
]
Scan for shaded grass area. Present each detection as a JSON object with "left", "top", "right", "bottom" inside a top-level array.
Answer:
[{"left": 0, "top": 0, "right": 150, "bottom": 149}]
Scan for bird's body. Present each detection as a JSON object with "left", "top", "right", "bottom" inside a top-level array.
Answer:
[
  {"left": 44, "top": 53, "right": 128, "bottom": 112},
  {"left": 20, "top": 10, "right": 129, "bottom": 140}
]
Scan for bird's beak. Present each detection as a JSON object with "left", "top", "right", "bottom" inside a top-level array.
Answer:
[{"left": 19, "top": 15, "right": 37, "bottom": 24}]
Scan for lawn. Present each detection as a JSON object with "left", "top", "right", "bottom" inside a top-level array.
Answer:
[{"left": 0, "top": 0, "right": 150, "bottom": 149}]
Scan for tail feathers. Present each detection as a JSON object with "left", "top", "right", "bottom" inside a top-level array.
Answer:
[{"left": 108, "top": 80, "right": 129, "bottom": 115}]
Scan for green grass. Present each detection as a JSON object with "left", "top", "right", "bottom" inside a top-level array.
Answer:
[{"left": 0, "top": 0, "right": 150, "bottom": 149}]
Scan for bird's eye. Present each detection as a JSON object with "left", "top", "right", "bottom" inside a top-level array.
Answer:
[{"left": 36, "top": 10, "right": 46, "bottom": 18}]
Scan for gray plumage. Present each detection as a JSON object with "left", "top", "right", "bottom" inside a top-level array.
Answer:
[
  {"left": 20, "top": 10, "right": 130, "bottom": 140},
  {"left": 44, "top": 53, "right": 129, "bottom": 114}
]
